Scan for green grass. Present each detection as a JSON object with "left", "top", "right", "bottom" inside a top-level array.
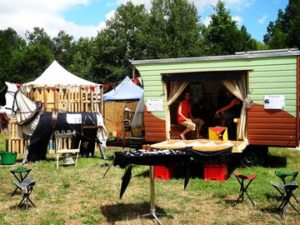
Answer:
[{"left": 1, "top": 144, "right": 300, "bottom": 225}]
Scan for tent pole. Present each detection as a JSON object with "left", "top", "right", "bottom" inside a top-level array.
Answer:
[{"left": 100, "top": 85, "right": 104, "bottom": 114}]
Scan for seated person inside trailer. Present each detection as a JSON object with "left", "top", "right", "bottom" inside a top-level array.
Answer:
[
  {"left": 177, "top": 91, "right": 204, "bottom": 140},
  {"left": 215, "top": 89, "right": 242, "bottom": 140}
]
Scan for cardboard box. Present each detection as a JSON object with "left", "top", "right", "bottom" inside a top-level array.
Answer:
[
  {"left": 204, "top": 163, "right": 228, "bottom": 181},
  {"left": 208, "top": 127, "right": 228, "bottom": 141}
]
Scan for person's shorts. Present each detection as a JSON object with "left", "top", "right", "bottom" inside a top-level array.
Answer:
[{"left": 181, "top": 120, "right": 196, "bottom": 131}]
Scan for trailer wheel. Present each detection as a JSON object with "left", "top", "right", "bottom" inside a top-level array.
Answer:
[{"left": 240, "top": 146, "right": 268, "bottom": 167}]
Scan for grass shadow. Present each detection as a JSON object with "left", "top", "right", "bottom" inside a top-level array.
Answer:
[
  {"left": 265, "top": 193, "right": 282, "bottom": 201},
  {"left": 260, "top": 206, "right": 280, "bottom": 215},
  {"left": 135, "top": 169, "right": 149, "bottom": 178},
  {"left": 100, "top": 202, "right": 172, "bottom": 223},
  {"left": 223, "top": 199, "right": 238, "bottom": 206},
  {"left": 264, "top": 155, "right": 287, "bottom": 168}
]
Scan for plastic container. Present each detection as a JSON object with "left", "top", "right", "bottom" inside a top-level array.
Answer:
[
  {"left": 154, "top": 165, "right": 175, "bottom": 180},
  {"left": 0, "top": 152, "right": 17, "bottom": 165},
  {"left": 204, "top": 163, "right": 228, "bottom": 181}
]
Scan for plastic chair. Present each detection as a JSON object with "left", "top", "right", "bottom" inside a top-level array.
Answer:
[
  {"left": 234, "top": 173, "right": 256, "bottom": 207},
  {"left": 54, "top": 130, "right": 80, "bottom": 169},
  {"left": 15, "top": 178, "right": 36, "bottom": 209},
  {"left": 272, "top": 181, "right": 300, "bottom": 217}
]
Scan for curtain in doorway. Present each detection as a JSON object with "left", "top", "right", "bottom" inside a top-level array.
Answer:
[
  {"left": 165, "top": 81, "right": 189, "bottom": 139},
  {"left": 222, "top": 73, "right": 248, "bottom": 141}
]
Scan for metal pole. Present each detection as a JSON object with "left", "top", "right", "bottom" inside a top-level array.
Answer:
[{"left": 150, "top": 166, "right": 155, "bottom": 211}]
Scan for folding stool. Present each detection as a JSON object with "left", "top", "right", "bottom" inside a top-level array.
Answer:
[
  {"left": 10, "top": 166, "right": 31, "bottom": 196},
  {"left": 234, "top": 173, "right": 256, "bottom": 207},
  {"left": 275, "top": 170, "right": 299, "bottom": 203},
  {"left": 272, "top": 181, "right": 300, "bottom": 217},
  {"left": 15, "top": 178, "right": 36, "bottom": 209}
]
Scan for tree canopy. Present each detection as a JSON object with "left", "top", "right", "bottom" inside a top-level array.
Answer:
[
  {"left": 203, "top": 1, "right": 257, "bottom": 55},
  {"left": 264, "top": 0, "right": 300, "bottom": 49}
]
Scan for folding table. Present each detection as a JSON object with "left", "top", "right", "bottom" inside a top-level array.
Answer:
[{"left": 113, "top": 146, "right": 232, "bottom": 224}]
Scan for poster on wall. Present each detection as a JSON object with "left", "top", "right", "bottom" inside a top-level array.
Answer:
[
  {"left": 264, "top": 95, "right": 285, "bottom": 109},
  {"left": 146, "top": 99, "right": 164, "bottom": 112}
]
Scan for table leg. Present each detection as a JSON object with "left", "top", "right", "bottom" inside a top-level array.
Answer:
[{"left": 141, "top": 166, "right": 164, "bottom": 225}]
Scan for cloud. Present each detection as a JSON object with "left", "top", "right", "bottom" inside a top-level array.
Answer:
[
  {"left": 97, "top": 10, "right": 116, "bottom": 30},
  {"left": 0, "top": 0, "right": 256, "bottom": 40},
  {"left": 0, "top": 0, "right": 98, "bottom": 39},
  {"left": 105, "top": 10, "right": 116, "bottom": 21},
  {"left": 224, "top": 0, "right": 254, "bottom": 10},
  {"left": 203, "top": 16, "right": 212, "bottom": 26},
  {"left": 257, "top": 15, "right": 267, "bottom": 25},
  {"left": 112, "top": 0, "right": 255, "bottom": 15},
  {"left": 192, "top": 0, "right": 254, "bottom": 12},
  {"left": 232, "top": 15, "right": 243, "bottom": 26}
]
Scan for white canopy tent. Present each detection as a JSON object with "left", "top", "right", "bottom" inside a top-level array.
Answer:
[
  {"left": 20, "top": 60, "right": 102, "bottom": 112},
  {"left": 23, "top": 60, "right": 99, "bottom": 87}
]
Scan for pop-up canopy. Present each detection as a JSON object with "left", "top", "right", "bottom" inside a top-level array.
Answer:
[{"left": 103, "top": 76, "right": 143, "bottom": 101}]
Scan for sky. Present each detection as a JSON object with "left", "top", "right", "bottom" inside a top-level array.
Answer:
[{"left": 0, "top": 0, "right": 288, "bottom": 42}]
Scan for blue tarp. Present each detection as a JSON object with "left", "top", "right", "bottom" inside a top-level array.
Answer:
[{"left": 103, "top": 76, "right": 143, "bottom": 101}]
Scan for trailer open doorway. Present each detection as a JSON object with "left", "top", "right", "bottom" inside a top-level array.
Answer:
[{"left": 163, "top": 70, "right": 249, "bottom": 141}]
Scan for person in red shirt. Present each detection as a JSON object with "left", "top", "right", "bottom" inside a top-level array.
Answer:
[{"left": 177, "top": 92, "right": 204, "bottom": 140}]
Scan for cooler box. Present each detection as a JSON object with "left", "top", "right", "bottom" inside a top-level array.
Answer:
[
  {"left": 204, "top": 163, "right": 228, "bottom": 181},
  {"left": 208, "top": 127, "right": 228, "bottom": 141},
  {"left": 154, "top": 165, "right": 175, "bottom": 180}
]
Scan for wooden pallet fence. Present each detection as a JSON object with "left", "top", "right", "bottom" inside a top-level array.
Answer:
[
  {"left": 80, "top": 86, "right": 103, "bottom": 112},
  {"left": 24, "top": 85, "right": 103, "bottom": 113},
  {"left": 6, "top": 138, "right": 28, "bottom": 155},
  {"left": 8, "top": 118, "right": 22, "bottom": 138}
]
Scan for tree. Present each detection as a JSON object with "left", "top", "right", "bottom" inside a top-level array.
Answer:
[
  {"left": 25, "top": 27, "right": 53, "bottom": 47},
  {"left": 0, "top": 28, "right": 26, "bottom": 84},
  {"left": 146, "top": 0, "right": 204, "bottom": 58},
  {"left": 52, "top": 31, "right": 74, "bottom": 67},
  {"left": 0, "top": 28, "right": 26, "bottom": 104},
  {"left": 264, "top": 0, "right": 300, "bottom": 49},
  {"left": 94, "top": 1, "right": 149, "bottom": 83},
  {"left": 238, "top": 25, "right": 258, "bottom": 51},
  {"left": 263, "top": 10, "right": 287, "bottom": 48},
  {"left": 69, "top": 37, "right": 96, "bottom": 81},
  {"left": 203, "top": 0, "right": 257, "bottom": 55},
  {"left": 15, "top": 44, "right": 54, "bottom": 82}
]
